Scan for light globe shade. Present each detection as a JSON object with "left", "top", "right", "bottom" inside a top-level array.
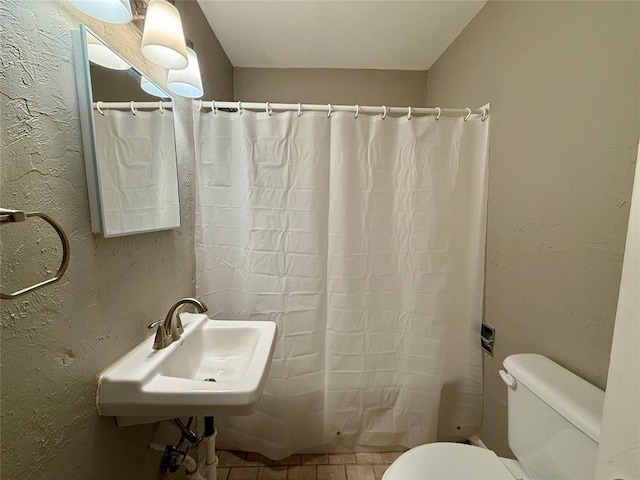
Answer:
[
  {"left": 86, "top": 32, "right": 131, "bottom": 70},
  {"left": 141, "top": 0, "right": 188, "bottom": 70},
  {"left": 141, "top": 76, "right": 170, "bottom": 99},
  {"left": 167, "top": 48, "right": 203, "bottom": 98},
  {"left": 69, "top": 0, "right": 132, "bottom": 24}
]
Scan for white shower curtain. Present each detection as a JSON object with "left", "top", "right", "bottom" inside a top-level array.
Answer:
[
  {"left": 94, "top": 109, "right": 180, "bottom": 235},
  {"left": 195, "top": 107, "right": 490, "bottom": 459}
]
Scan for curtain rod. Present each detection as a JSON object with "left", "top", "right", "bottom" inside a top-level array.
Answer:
[
  {"left": 92, "top": 101, "right": 173, "bottom": 115},
  {"left": 195, "top": 101, "right": 489, "bottom": 120}
]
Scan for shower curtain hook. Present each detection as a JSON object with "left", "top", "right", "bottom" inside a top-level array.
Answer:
[
  {"left": 96, "top": 101, "right": 105, "bottom": 116},
  {"left": 407, "top": 106, "right": 412, "bottom": 120},
  {"left": 237, "top": 101, "right": 243, "bottom": 115},
  {"left": 130, "top": 101, "right": 137, "bottom": 115},
  {"left": 435, "top": 107, "right": 441, "bottom": 121},
  {"left": 212, "top": 101, "right": 218, "bottom": 115},
  {"left": 297, "top": 103, "right": 302, "bottom": 117},
  {"left": 481, "top": 107, "right": 488, "bottom": 121},
  {"left": 158, "top": 100, "right": 165, "bottom": 115},
  {"left": 265, "top": 102, "right": 272, "bottom": 116},
  {"left": 464, "top": 108, "right": 472, "bottom": 121},
  {"left": 382, "top": 106, "right": 387, "bottom": 120},
  {"left": 354, "top": 104, "right": 359, "bottom": 118},
  {"left": 197, "top": 100, "right": 203, "bottom": 112},
  {"left": 327, "top": 104, "right": 332, "bottom": 118}
]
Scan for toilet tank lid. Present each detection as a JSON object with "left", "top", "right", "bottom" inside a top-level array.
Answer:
[{"left": 504, "top": 354, "right": 605, "bottom": 443}]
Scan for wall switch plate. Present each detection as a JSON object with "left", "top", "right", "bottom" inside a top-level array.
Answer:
[{"left": 481, "top": 323, "right": 495, "bottom": 356}]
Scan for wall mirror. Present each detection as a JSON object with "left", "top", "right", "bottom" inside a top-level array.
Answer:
[{"left": 72, "top": 25, "right": 180, "bottom": 237}]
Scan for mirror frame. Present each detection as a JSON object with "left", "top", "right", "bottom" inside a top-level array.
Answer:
[{"left": 71, "top": 25, "right": 180, "bottom": 237}]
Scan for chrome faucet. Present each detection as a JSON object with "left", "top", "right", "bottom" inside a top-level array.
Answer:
[{"left": 148, "top": 298, "right": 208, "bottom": 350}]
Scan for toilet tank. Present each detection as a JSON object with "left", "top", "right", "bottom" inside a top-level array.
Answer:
[{"left": 502, "top": 354, "right": 605, "bottom": 480}]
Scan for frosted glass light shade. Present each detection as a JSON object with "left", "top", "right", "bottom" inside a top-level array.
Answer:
[
  {"left": 167, "top": 48, "right": 203, "bottom": 98},
  {"left": 141, "top": 0, "right": 188, "bottom": 70},
  {"left": 141, "top": 76, "right": 170, "bottom": 98},
  {"left": 69, "top": 0, "right": 132, "bottom": 24},
  {"left": 86, "top": 32, "right": 130, "bottom": 70}
]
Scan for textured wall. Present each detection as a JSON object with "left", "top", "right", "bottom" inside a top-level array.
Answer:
[
  {"left": 0, "top": 1, "right": 231, "bottom": 478},
  {"left": 427, "top": 1, "right": 640, "bottom": 457},
  {"left": 234, "top": 68, "right": 428, "bottom": 106}
]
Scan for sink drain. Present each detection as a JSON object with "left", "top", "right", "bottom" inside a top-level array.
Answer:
[{"left": 203, "top": 378, "right": 217, "bottom": 382}]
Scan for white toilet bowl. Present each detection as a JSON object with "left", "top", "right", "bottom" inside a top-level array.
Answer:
[
  {"left": 382, "top": 443, "right": 530, "bottom": 480},
  {"left": 382, "top": 354, "right": 604, "bottom": 480}
]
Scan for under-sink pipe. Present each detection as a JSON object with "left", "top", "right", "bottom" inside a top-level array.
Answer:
[
  {"left": 148, "top": 442, "right": 206, "bottom": 480},
  {"left": 202, "top": 417, "right": 218, "bottom": 480},
  {"left": 176, "top": 419, "right": 218, "bottom": 480},
  {"left": 183, "top": 455, "right": 207, "bottom": 480},
  {"left": 149, "top": 416, "right": 218, "bottom": 480},
  {"left": 204, "top": 416, "right": 215, "bottom": 437},
  {"left": 148, "top": 442, "right": 167, "bottom": 453}
]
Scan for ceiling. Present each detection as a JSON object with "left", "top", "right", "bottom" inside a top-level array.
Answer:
[{"left": 196, "top": 1, "right": 487, "bottom": 70}]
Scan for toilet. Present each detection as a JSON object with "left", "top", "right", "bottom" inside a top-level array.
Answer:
[{"left": 383, "top": 353, "right": 605, "bottom": 480}]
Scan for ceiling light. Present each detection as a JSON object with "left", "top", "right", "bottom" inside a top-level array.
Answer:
[
  {"left": 69, "top": 0, "right": 133, "bottom": 24},
  {"left": 141, "top": 0, "right": 188, "bottom": 70},
  {"left": 86, "top": 32, "right": 131, "bottom": 70},
  {"left": 167, "top": 47, "right": 203, "bottom": 98},
  {"left": 140, "top": 76, "right": 170, "bottom": 98}
]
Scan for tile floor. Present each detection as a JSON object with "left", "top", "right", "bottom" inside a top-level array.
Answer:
[{"left": 216, "top": 450, "right": 405, "bottom": 480}]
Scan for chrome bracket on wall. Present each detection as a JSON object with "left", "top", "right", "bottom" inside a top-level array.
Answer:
[
  {"left": 481, "top": 323, "right": 496, "bottom": 356},
  {"left": 0, "top": 207, "right": 70, "bottom": 299}
]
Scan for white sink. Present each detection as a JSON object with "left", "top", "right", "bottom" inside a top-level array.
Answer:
[{"left": 97, "top": 313, "right": 277, "bottom": 426}]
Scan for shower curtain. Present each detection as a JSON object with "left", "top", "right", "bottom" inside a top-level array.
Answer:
[
  {"left": 194, "top": 107, "right": 490, "bottom": 459},
  {"left": 94, "top": 109, "right": 180, "bottom": 235}
]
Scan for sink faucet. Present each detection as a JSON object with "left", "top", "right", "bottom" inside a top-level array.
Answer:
[{"left": 148, "top": 298, "right": 208, "bottom": 350}]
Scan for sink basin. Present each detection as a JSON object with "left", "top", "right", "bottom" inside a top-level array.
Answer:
[{"left": 97, "top": 313, "right": 277, "bottom": 426}]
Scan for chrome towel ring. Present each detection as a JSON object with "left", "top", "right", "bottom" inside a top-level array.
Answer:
[{"left": 0, "top": 208, "right": 70, "bottom": 299}]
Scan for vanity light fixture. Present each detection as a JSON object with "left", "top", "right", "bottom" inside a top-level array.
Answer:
[
  {"left": 69, "top": 0, "right": 133, "bottom": 24},
  {"left": 141, "top": 0, "right": 188, "bottom": 70},
  {"left": 140, "top": 76, "right": 170, "bottom": 98},
  {"left": 167, "top": 43, "right": 203, "bottom": 99},
  {"left": 86, "top": 32, "right": 131, "bottom": 70}
]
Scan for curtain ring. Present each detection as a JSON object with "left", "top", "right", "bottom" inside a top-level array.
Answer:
[
  {"left": 464, "top": 108, "right": 471, "bottom": 121},
  {"left": 354, "top": 104, "right": 359, "bottom": 118},
  {"left": 481, "top": 107, "right": 488, "bottom": 121},
  {"left": 96, "top": 101, "right": 105, "bottom": 115},
  {"left": 158, "top": 100, "right": 165, "bottom": 115},
  {"left": 212, "top": 101, "right": 218, "bottom": 115},
  {"left": 265, "top": 102, "right": 272, "bottom": 116},
  {"left": 297, "top": 103, "right": 302, "bottom": 117},
  {"left": 130, "top": 101, "right": 137, "bottom": 115},
  {"left": 435, "top": 107, "right": 441, "bottom": 121},
  {"left": 382, "top": 106, "right": 387, "bottom": 120},
  {"left": 197, "top": 100, "right": 203, "bottom": 112},
  {"left": 407, "top": 106, "right": 412, "bottom": 120},
  {"left": 327, "top": 104, "right": 332, "bottom": 118},
  {"left": 237, "top": 101, "right": 243, "bottom": 115}
]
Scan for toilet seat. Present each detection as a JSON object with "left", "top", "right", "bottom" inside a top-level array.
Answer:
[{"left": 382, "top": 443, "right": 517, "bottom": 480}]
